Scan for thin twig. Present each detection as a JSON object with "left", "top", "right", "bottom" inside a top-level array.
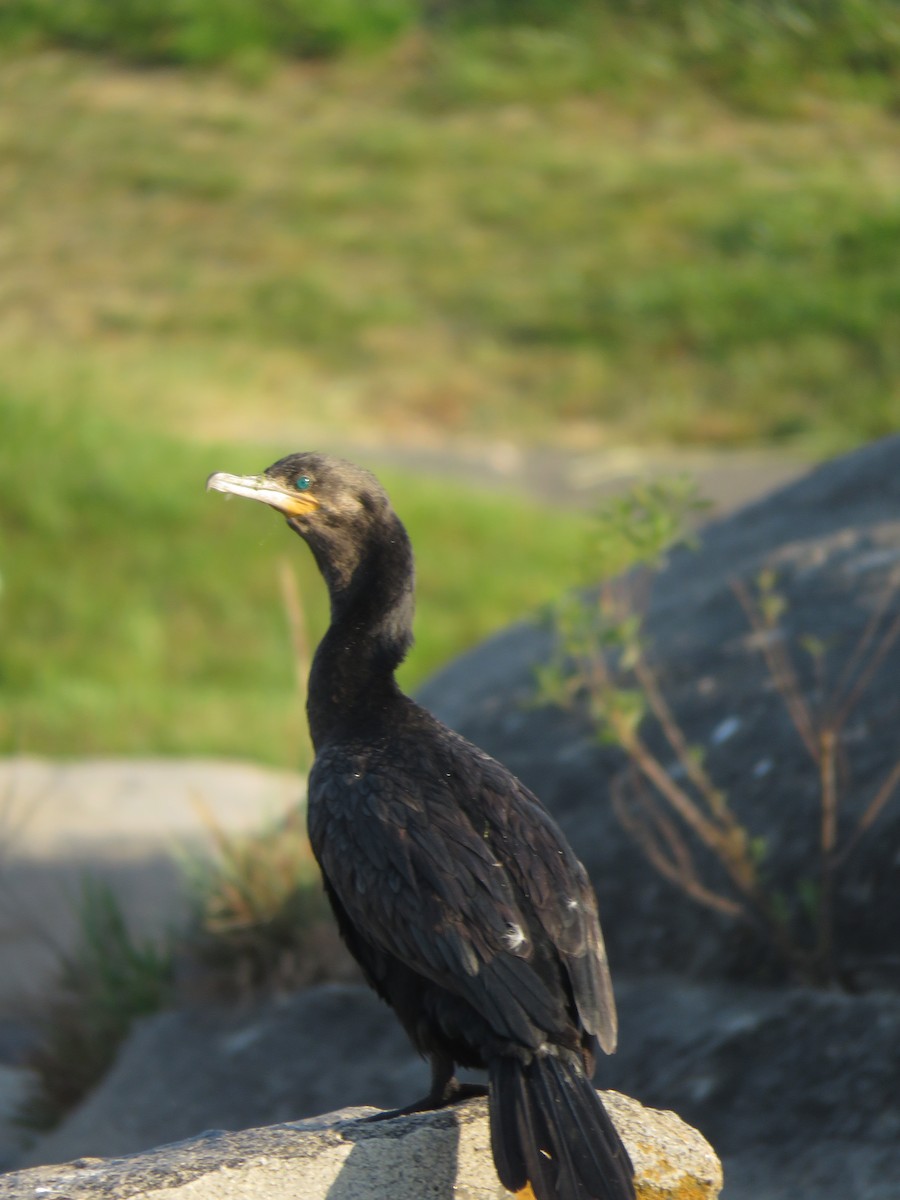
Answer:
[
  {"left": 633, "top": 655, "right": 739, "bottom": 829},
  {"left": 278, "top": 558, "right": 311, "bottom": 699},
  {"left": 815, "top": 728, "right": 839, "bottom": 978},
  {"left": 615, "top": 722, "right": 760, "bottom": 898},
  {"left": 732, "top": 577, "right": 819, "bottom": 760},
  {"left": 615, "top": 726, "right": 724, "bottom": 851},
  {"left": 836, "top": 757, "right": 900, "bottom": 866},
  {"left": 819, "top": 729, "right": 839, "bottom": 862},
  {"left": 833, "top": 609, "right": 900, "bottom": 731},
  {"left": 610, "top": 772, "right": 745, "bottom": 917},
  {"left": 831, "top": 575, "right": 900, "bottom": 721}
]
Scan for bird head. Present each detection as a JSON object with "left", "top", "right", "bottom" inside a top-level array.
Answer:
[
  {"left": 207, "top": 452, "right": 388, "bottom": 526},
  {"left": 207, "top": 452, "right": 406, "bottom": 594}
]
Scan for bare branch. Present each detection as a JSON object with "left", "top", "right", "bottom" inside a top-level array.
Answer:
[
  {"left": 615, "top": 721, "right": 762, "bottom": 901},
  {"left": 836, "top": 757, "right": 900, "bottom": 866},
  {"left": 818, "top": 729, "right": 839, "bottom": 860},
  {"left": 833, "top": 609, "right": 900, "bottom": 730},
  {"left": 611, "top": 772, "right": 745, "bottom": 918},
  {"left": 278, "top": 558, "right": 312, "bottom": 699},
  {"left": 632, "top": 655, "right": 738, "bottom": 829},
  {"left": 831, "top": 574, "right": 900, "bottom": 722},
  {"left": 732, "top": 577, "right": 819, "bottom": 760}
]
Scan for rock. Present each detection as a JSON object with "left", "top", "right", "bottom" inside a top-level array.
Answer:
[
  {"left": 16, "top": 985, "right": 427, "bottom": 1168},
  {"left": 0, "top": 758, "right": 304, "bottom": 858},
  {"left": 605, "top": 980, "right": 900, "bottom": 1200},
  {"left": 0, "top": 1066, "right": 34, "bottom": 1172},
  {"left": 409, "top": 433, "right": 900, "bottom": 1200},
  {"left": 417, "top": 435, "right": 900, "bottom": 986},
  {"left": 345, "top": 440, "right": 803, "bottom": 516},
  {"left": 0, "top": 757, "right": 304, "bottom": 1017},
  {"left": 16, "top": 981, "right": 899, "bottom": 1198},
  {"left": 0, "top": 1091, "right": 721, "bottom": 1200}
]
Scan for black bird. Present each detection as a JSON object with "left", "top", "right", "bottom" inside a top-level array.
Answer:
[{"left": 207, "top": 453, "right": 635, "bottom": 1200}]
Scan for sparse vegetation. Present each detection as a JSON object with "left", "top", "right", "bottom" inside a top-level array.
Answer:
[
  {"left": 539, "top": 482, "right": 900, "bottom": 986},
  {"left": 728, "top": 569, "right": 900, "bottom": 982},
  {"left": 21, "top": 879, "right": 174, "bottom": 1130},
  {"left": 20, "top": 807, "right": 357, "bottom": 1130},
  {"left": 181, "top": 805, "right": 354, "bottom": 999}
]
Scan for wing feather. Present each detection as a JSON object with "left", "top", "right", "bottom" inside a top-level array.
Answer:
[{"left": 308, "top": 726, "right": 615, "bottom": 1053}]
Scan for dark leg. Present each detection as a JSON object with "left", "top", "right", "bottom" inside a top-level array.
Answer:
[{"left": 364, "top": 1052, "right": 488, "bottom": 1122}]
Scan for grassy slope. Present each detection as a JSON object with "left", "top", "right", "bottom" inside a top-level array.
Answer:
[
  {"left": 0, "top": 49, "right": 898, "bottom": 454},
  {"left": 1, "top": 24, "right": 899, "bottom": 764},
  {"left": 0, "top": 395, "right": 590, "bottom": 766}
]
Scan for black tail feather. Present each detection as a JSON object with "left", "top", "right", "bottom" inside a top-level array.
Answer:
[{"left": 489, "top": 1053, "right": 635, "bottom": 1200}]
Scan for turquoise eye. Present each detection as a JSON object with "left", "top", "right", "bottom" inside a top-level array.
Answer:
[{"left": 295, "top": 475, "right": 311, "bottom": 491}]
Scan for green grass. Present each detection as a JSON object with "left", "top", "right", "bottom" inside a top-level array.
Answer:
[
  {"left": 2, "top": 2, "right": 898, "bottom": 115},
  {"left": 0, "top": 47, "right": 898, "bottom": 457},
  {"left": 1, "top": 26, "right": 899, "bottom": 763},
  {"left": 0, "top": 391, "right": 591, "bottom": 766},
  {"left": 0, "top": 0, "right": 417, "bottom": 65}
]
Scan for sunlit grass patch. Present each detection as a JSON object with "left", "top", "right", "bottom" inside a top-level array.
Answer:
[
  {"left": 1, "top": 52, "right": 897, "bottom": 455},
  {"left": 0, "top": 390, "right": 592, "bottom": 764}
]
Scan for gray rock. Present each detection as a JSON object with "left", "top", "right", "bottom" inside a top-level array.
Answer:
[
  {"left": 607, "top": 980, "right": 900, "bottom": 1200},
  {"left": 17, "top": 980, "right": 900, "bottom": 1198},
  {"left": 1, "top": 1091, "right": 722, "bottom": 1200},
  {"left": 17, "top": 985, "right": 428, "bottom": 1168},
  {"left": 0, "top": 1067, "right": 33, "bottom": 1172},
  {"left": 418, "top": 435, "right": 900, "bottom": 986},
  {"left": 0, "top": 757, "right": 304, "bottom": 1015}
]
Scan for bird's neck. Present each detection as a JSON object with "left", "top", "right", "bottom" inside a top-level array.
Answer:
[{"left": 305, "top": 519, "right": 415, "bottom": 749}]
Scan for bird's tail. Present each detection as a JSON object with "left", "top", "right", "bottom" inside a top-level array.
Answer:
[{"left": 488, "top": 1052, "right": 635, "bottom": 1200}]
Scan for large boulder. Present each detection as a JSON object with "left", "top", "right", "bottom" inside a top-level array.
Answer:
[
  {"left": 418, "top": 436, "right": 900, "bottom": 986},
  {"left": 1, "top": 1089, "right": 722, "bottom": 1200},
  {"left": 16, "top": 985, "right": 425, "bottom": 1168},
  {"left": 607, "top": 979, "right": 900, "bottom": 1200},
  {"left": 15, "top": 981, "right": 899, "bottom": 1199}
]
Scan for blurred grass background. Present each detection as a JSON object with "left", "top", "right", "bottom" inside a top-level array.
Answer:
[
  {"left": 1, "top": 0, "right": 898, "bottom": 768},
  {"left": 0, "top": 393, "right": 592, "bottom": 763}
]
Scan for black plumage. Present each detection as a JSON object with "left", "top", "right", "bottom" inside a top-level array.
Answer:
[{"left": 207, "top": 453, "right": 635, "bottom": 1200}]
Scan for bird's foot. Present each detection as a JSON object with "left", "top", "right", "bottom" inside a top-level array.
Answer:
[{"left": 363, "top": 1079, "right": 488, "bottom": 1123}]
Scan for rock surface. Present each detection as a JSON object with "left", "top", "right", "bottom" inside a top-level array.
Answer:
[
  {"left": 0, "top": 1069, "right": 32, "bottom": 1175},
  {"left": 349, "top": 439, "right": 804, "bottom": 515},
  {"left": 1, "top": 1089, "right": 721, "bottom": 1200},
  {"left": 16, "top": 981, "right": 900, "bottom": 1199},
  {"left": 418, "top": 435, "right": 900, "bottom": 986},
  {"left": 16, "top": 985, "right": 427, "bottom": 1167},
  {"left": 0, "top": 758, "right": 304, "bottom": 1013}
]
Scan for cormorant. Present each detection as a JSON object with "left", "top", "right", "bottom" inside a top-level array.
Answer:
[{"left": 207, "top": 453, "right": 635, "bottom": 1200}]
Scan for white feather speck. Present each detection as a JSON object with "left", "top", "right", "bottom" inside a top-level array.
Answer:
[{"left": 504, "top": 923, "right": 527, "bottom": 951}]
